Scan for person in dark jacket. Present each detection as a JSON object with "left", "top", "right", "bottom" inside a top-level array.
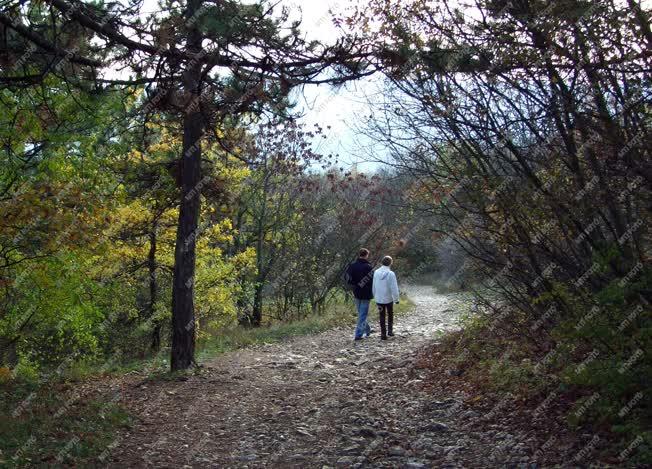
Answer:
[{"left": 345, "top": 248, "right": 375, "bottom": 340}]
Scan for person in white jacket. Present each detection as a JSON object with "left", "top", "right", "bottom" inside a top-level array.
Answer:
[{"left": 372, "top": 256, "right": 400, "bottom": 340}]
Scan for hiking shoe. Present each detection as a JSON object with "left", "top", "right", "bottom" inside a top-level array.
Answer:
[
  {"left": 354, "top": 337, "right": 363, "bottom": 341},
  {"left": 381, "top": 335, "right": 387, "bottom": 340},
  {"left": 388, "top": 331, "right": 394, "bottom": 337},
  {"left": 366, "top": 328, "right": 375, "bottom": 337}
]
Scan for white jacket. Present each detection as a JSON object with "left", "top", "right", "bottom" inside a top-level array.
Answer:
[{"left": 372, "top": 266, "right": 400, "bottom": 304}]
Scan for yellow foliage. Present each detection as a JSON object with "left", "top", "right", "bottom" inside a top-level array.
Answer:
[
  {"left": 128, "top": 149, "right": 143, "bottom": 160},
  {"left": 194, "top": 245, "right": 256, "bottom": 333},
  {"left": 0, "top": 366, "right": 12, "bottom": 383},
  {"left": 149, "top": 142, "right": 173, "bottom": 153}
]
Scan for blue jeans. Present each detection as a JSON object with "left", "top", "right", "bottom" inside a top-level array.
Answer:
[{"left": 354, "top": 299, "right": 372, "bottom": 339}]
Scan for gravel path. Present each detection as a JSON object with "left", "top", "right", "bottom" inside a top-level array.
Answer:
[{"left": 106, "top": 286, "right": 535, "bottom": 468}]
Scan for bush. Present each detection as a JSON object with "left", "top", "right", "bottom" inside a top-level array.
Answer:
[{"left": 12, "top": 356, "right": 40, "bottom": 383}]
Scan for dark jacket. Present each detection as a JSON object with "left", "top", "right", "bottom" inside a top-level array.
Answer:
[{"left": 346, "top": 258, "right": 374, "bottom": 300}]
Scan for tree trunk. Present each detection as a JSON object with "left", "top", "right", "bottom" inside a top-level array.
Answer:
[
  {"left": 0, "top": 337, "right": 18, "bottom": 368},
  {"left": 252, "top": 281, "right": 263, "bottom": 327},
  {"left": 170, "top": 0, "right": 203, "bottom": 371},
  {"left": 148, "top": 222, "right": 161, "bottom": 352}
]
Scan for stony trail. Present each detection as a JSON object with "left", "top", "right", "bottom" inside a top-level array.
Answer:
[{"left": 106, "top": 286, "right": 535, "bottom": 468}]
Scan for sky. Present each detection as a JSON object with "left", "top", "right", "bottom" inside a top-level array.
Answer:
[{"left": 280, "top": 0, "right": 382, "bottom": 172}]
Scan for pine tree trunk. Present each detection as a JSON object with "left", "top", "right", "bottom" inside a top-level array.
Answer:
[{"left": 170, "top": 0, "right": 203, "bottom": 371}]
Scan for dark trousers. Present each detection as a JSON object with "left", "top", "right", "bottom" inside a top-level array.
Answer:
[{"left": 377, "top": 303, "right": 394, "bottom": 338}]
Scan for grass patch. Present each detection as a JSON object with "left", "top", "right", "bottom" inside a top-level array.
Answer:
[{"left": 0, "top": 380, "right": 131, "bottom": 467}]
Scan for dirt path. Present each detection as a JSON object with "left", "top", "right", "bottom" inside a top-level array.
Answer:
[{"left": 105, "top": 286, "right": 532, "bottom": 468}]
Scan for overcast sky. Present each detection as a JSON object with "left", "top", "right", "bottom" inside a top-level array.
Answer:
[{"left": 281, "top": 0, "right": 382, "bottom": 172}]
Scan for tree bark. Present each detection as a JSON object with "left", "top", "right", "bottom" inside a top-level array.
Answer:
[
  {"left": 148, "top": 223, "right": 161, "bottom": 352},
  {"left": 170, "top": 0, "right": 203, "bottom": 371},
  {"left": 0, "top": 337, "right": 18, "bottom": 368},
  {"left": 252, "top": 281, "right": 263, "bottom": 327}
]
